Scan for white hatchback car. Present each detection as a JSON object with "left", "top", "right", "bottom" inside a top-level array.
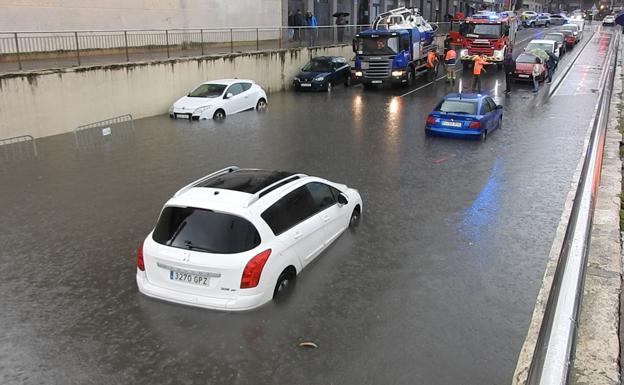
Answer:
[
  {"left": 525, "top": 39, "right": 560, "bottom": 59},
  {"left": 169, "top": 79, "right": 268, "bottom": 120},
  {"left": 136, "top": 167, "right": 363, "bottom": 311}
]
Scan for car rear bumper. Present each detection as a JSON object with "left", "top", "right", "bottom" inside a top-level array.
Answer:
[
  {"left": 425, "top": 125, "right": 482, "bottom": 138},
  {"left": 136, "top": 271, "right": 266, "bottom": 311}
]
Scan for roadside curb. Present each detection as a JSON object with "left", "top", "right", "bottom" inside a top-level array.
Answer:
[{"left": 570, "top": 33, "right": 622, "bottom": 385}]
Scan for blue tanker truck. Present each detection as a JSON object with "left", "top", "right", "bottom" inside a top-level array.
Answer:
[{"left": 352, "top": 7, "right": 438, "bottom": 88}]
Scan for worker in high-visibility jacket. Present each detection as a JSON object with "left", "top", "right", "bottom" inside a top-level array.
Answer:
[
  {"left": 444, "top": 48, "right": 457, "bottom": 85},
  {"left": 472, "top": 54, "right": 491, "bottom": 93},
  {"left": 425, "top": 50, "right": 439, "bottom": 82}
]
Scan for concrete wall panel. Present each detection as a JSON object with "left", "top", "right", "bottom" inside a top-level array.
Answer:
[{"left": 0, "top": 45, "right": 352, "bottom": 139}]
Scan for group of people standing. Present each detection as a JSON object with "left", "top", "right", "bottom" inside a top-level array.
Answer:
[{"left": 287, "top": 10, "right": 350, "bottom": 45}]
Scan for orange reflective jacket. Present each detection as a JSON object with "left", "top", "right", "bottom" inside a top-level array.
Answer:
[
  {"left": 473, "top": 56, "right": 486, "bottom": 75},
  {"left": 445, "top": 50, "right": 457, "bottom": 61},
  {"left": 426, "top": 51, "right": 437, "bottom": 68}
]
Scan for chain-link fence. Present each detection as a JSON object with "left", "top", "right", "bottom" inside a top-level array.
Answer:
[{"left": 0, "top": 23, "right": 452, "bottom": 73}]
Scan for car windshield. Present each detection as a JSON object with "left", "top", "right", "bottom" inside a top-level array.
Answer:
[
  {"left": 152, "top": 206, "right": 261, "bottom": 254},
  {"left": 302, "top": 59, "right": 332, "bottom": 72},
  {"left": 188, "top": 83, "right": 227, "bottom": 98},
  {"left": 526, "top": 42, "right": 553, "bottom": 53},
  {"left": 355, "top": 35, "right": 400, "bottom": 55},
  {"left": 544, "top": 34, "right": 564, "bottom": 42},
  {"left": 436, "top": 100, "right": 477, "bottom": 115},
  {"left": 460, "top": 22, "right": 503, "bottom": 38},
  {"left": 516, "top": 54, "right": 539, "bottom": 63}
]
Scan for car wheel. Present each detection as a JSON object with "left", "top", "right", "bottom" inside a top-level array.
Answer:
[
  {"left": 498, "top": 117, "right": 503, "bottom": 130},
  {"left": 530, "top": 22, "right": 535, "bottom": 28},
  {"left": 344, "top": 74, "right": 352, "bottom": 87},
  {"left": 480, "top": 130, "right": 488, "bottom": 141},
  {"left": 349, "top": 206, "right": 361, "bottom": 228},
  {"left": 213, "top": 109, "right": 226, "bottom": 120},
  {"left": 273, "top": 268, "right": 296, "bottom": 299},
  {"left": 256, "top": 98, "right": 267, "bottom": 111},
  {"left": 545, "top": 22, "right": 550, "bottom": 28},
  {"left": 327, "top": 81, "right": 333, "bottom": 92}
]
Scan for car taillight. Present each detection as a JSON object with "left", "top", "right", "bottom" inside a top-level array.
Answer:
[
  {"left": 137, "top": 241, "right": 145, "bottom": 271},
  {"left": 426, "top": 115, "right": 436, "bottom": 125},
  {"left": 240, "top": 249, "right": 272, "bottom": 289},
  {"left": 469, "top": 121, "right": 481, "bottom": 129}
]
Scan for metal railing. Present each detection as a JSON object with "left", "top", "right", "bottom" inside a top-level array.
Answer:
[
  {"left": 525, "top": 31, "right": 619, "bottom": 385},
  {"left": 0, "top": 134, "right": 38, "bottom": 162},
  {"left": 0, "top": 23, "right": 451, "bottom": 73},
  {"left": 73, "top": 114, "right": 135, "bottom": 150}
]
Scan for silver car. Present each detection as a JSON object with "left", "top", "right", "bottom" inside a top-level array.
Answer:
[{"left": 549, "top": 14, "right": 568, "bottom": 25}]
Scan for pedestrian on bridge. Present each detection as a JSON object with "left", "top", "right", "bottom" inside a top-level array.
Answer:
[
  {"left": 444, "top": 48, "right": 457, "bottom": 85},
  {"left": 306, "top": 11, "right": 318, "bottom": 46},
  {"left": 503, "top": 52, "right": 515, "bottom": 94},
  {"left": 294, "top": 9, "right": 304, "bottom": 42},
  {"left": 471, "top": 54, "right": 489, "bottom": 93}
]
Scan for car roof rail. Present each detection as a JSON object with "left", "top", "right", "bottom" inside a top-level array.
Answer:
[
  {"left": 243, "top": 173, "right": 307, "bottom": 208},
  {"left": 173, "top": 166, "right": 240, "bottom": 197}
]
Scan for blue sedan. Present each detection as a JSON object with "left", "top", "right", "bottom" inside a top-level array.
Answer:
[
  {"left": 293, "top": 56, "right": 351, "bottom": 92},
  {"left": 425, "top": 93, "right": 503, "bottom": 140}
]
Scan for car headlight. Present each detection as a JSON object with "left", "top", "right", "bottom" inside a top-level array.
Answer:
[
  {"left": 193, "top": 105, "right": 213, "bottom": 115},
  {"left": 293, "top": 77, "right": 300, "bottom": 82},
  {"left": 460, "top": 49, "right": 468, "bottom": 57},
  {"left": 354, "top": 71, "right": 363, "bottom": 77},
  {"left": 314, "top": 76, "right": 325, "bottom": 82},
  {"left": 391, "top": 70, "right": 404, "bottom": 77},
  {"left": 573, "top": 31, "right": 578, "bottom": 36},
  {"left": 493, "top": 50, "right": 504, "bottom": 59}
]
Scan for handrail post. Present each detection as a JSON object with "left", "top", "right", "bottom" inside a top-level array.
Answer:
[
  {"left": 200, "top": 29, "right": 204, "bottom": 55},
  {"left": 278, "top": 27, "right": 282, "bottom": 49},
  {"left": 124, "top": 31, "right": 129, "bottom": 62},
  {"left": 74, "top": 31, "right": 81, "bottom": 66},
  {"left": 13, "top": 33, "right": 22, "bottom": 71},
  {"left": 256, "top": 28, "right": 259, "bottom": 50},
  {"left": 230, "top": 28, "right": 233, "bottom": 53},
  {"left": 165, "top": 29, "right": 170, "bottom": 58}
]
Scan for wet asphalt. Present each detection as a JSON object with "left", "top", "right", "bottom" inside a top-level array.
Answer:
[{"left": 0, "top": 25, "right": 614, "bottom": 385}]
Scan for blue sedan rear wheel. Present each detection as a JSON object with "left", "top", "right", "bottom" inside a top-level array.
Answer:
[{"left": 480, "top": 130, "right": 487, "bottom": 141}]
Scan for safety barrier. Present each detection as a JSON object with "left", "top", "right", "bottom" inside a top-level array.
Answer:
[
  {"left": 0, "top": 23, "right": 452, "bottom": 73},
  {"left": 0, "top": 134, "right": 38, "bottom": 162},
  {"left": 525, "top": 30, "right": 619, "bottom": 385},
  {"left": 73, "top": 114, "right": 135, "bottom": 150}
]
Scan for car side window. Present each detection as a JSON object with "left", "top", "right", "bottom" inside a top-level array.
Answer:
[
  {"left": 241, "top": 82, "right": 252, "bottom": 91},
  {"left": 261, "top": 186, "right": 317, "bottom": 235},
  {"left": 306, "top": 182, "right": 337, "bottom": 213},
  {"left": 486, "top": 98, "right": 497, "bottom": 112},
  {"left": 480, "top": 100, "right": 491, "bottom": 115},
  {"left": 399, "top": 35, "right": 410, "bottom": 52},
  {"left": 227, "top": 83, "right": 244, "bottom": 96}
]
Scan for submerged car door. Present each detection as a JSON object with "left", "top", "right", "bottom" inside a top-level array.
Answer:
[
  {"left": 261, "top": 185, "right": 327, "bottom": 269},
  {"left": 484, "top": 97, "right": 501, "bottom": 129},
  {"left": 306, "top": 182, "right": 346, "bottom": 245},
  {"left": 239, "top": 82, "right": 256, "bottom": 110},
  {"left": 479, "top": 99, "right": 493, "bottom": 130},
  {"left": 224, "top": 83, "right": 246, "bottom": 114}
]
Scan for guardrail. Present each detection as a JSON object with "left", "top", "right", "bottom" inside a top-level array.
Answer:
[
  {"left": 525, "top": 31, "right": 619, "bottom": 385},
  {"left": 0, "top": 23, "right": 452, "bottom": 73},
  {"left": 0, "top": 134, "right": 38, "bottom": 162}
]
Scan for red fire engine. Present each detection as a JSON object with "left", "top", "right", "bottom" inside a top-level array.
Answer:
[{"left": 454, "top": 12, "right": 518, "bottom": 67}]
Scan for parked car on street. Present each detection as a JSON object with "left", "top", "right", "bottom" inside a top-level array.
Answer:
[
  {"left": 559, "top": 29, "right": 577, "bottom": 48},
  {"left": 136, "top": 167, "right": 363, "bottom": 311},
  {"left": 548, "top": 14, "right": 568, "bottom": 25},
  {"left": 513, "top": 52, "right": 547, "bottom": 82},
  {"left": 543, "top": 32, "right": 567, "bottom": 56},
  {"left": 561, "top": 23, "right": 583, "bottom": 42},
  {"left": 603, "top": 15, "right": 616, "bottom": 26},
  {"left": 425, "top": 93, "right": 503, "bottom": 141},
  {"left": 169, "top": 79, "right": 267, "bottom": 120},
  {"left": 526, "top": 39, "right": 560, "bottom": 58},
  {"left": 293, "top": 56, "right": 351, "bottom": 91}
]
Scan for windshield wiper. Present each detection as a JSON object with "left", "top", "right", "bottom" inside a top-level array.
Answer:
[{"left": 183, "top": 240, "right": 215, "bottom": 253}]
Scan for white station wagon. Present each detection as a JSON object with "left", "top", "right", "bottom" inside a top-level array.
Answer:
[
  {"left": 169, "top": 79, "right": 268, "bottom": 120},
  {"left": 136, "top": 167, "right": 363, "bottom": 311}
]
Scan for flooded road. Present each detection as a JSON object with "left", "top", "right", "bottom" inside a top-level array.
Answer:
[{"left": 0, "top": 26, "right": 614, "bottom": 385}]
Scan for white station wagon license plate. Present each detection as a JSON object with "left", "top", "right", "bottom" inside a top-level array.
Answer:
[
  {"left": 170, "top": 270, "right": 210, "bottom": 286},
  {"left": 519, "top": 74, "right": 529, "bottom": 78},
  {"left": 176, "top": 113, "right": 190, "bottom": 119},
  {"left": 300, "top": 83, "right": 312, "bottom": 87},
  {"left": 441, "top": 121, "right": 462, "bottom": 127}
]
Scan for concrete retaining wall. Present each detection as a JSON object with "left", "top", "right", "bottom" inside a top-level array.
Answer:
[{"left": 0, "top": 44, "right": 352, "bottom": 139}]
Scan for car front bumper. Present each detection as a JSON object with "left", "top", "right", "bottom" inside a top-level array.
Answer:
[
  {"left": 293, "top": 80, "right": 329, "bottom": 91},
  {"left": 136, "top": 271, "right": 267, "bottom": 311}
]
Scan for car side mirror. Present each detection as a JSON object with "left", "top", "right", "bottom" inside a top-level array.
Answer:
[
  {"left": 337, "top": 193, "right": 349, "bottom": 205},
  {"left": 496, "top": 104, "right": 503, "bottom": 110},
  {"left": 224, "top": 92, "right": 233, "bottom": 99}
]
